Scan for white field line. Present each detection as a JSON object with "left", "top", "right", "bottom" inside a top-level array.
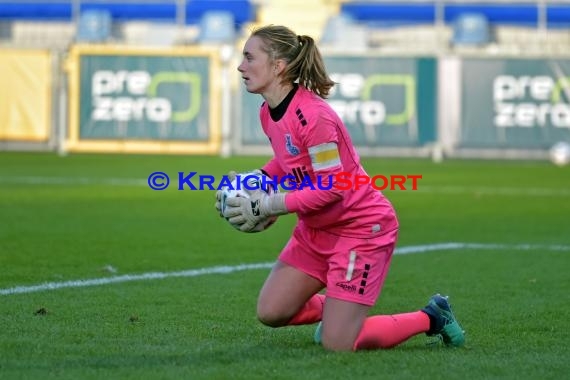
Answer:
[
  {"left": 1, "top": 175, "right": 570, "bottom": 197},
  {"left": 0, "top": 176, "right": 147, "bottom": 186},
  {"left": 416, "top": 186, "right": 570, "bottom": 197},
  {"left": 1, "top": 242, "right": 568, "bottom": 297}
]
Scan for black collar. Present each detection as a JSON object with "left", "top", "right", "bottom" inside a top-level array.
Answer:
[{"left": 268, "top": 84, "right": 299, "bottom": 122}]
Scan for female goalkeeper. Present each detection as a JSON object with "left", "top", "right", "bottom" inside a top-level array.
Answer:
[{"left": 216, "top": 25, "right": 464, "bottom": 351}]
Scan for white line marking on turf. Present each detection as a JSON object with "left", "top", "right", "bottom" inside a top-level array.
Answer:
[
  {"left": 1, "top": 177, "right": 570, "bottom": 197},
  {"left": 1, "top": 242, "right": 568, "bottom": 297},
  {"left": 0, "top": 263, "right": 274, "bottom": 296},
  {"left": 0, "top": 176, "right": 146, "bottom": 186},
  {"left": 417, "top": 186, "right": 570, "bottom": 197},
  {"left": 395, "top": 242, "right": 570, "bottom": 255}
]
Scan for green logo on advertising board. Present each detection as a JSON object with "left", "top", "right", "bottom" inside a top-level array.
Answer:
[
  {"left": 460, "top": 59, "right": 570, "bottom": 149},
  {"left": 328, "top": 73, "right": 415, "bottom": 126},
  {"left": 91, "top": 70, "right": 201, "bottom": 123},
  {"left": 79, "top": 54, "right": 211, "bottom": 141},
  {"left": 148, "top": 72, "right": 201, "bottom": 122},
  {"left": 493, "top": 75, "right": 570, "bottom": 128},
  {"left": 361, "top": 75, "right": 415, "bottom": 125}
]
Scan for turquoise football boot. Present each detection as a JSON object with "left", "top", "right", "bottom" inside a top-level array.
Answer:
[{"left": 422, "top": 294, "right": 465, "bottom": 347}]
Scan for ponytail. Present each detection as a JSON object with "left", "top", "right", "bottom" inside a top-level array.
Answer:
[{"left": 252, "top": 25, "right": 335, "bottom": 98}]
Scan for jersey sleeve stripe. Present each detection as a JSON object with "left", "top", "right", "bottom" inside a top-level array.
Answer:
[{"left": 309, "top": 142, "right": 340, "bottom": 171}]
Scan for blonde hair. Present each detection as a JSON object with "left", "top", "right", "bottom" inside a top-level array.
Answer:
[{"left": 251, "top": 25, "right": 335, "bottom": 98}]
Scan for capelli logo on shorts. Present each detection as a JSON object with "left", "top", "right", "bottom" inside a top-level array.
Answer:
[{"left": 335, "top": 282, "right": 357, "bottom": 293}]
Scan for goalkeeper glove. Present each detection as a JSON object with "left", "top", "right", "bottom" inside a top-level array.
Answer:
[
  {"left": 215, "top": 170, "right": 238, "bottom": 217},
  {"left": 224, "top": 190, "right": 288, "bottom": 232}
]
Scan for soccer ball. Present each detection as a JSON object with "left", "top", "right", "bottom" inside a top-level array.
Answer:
[
  {"left": 549, "top": 142, "right": 570, "bottom": 167},
  {"left": 220, "top": 171, "right": 279, "bottom": 232}
]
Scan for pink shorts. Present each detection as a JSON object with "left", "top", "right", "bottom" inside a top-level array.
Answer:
[{"left": 278, "top": 223, "right": 399, "bottom": 306}]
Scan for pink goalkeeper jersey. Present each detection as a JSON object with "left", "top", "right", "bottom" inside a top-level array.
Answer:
[{"left": 260, "top": 86, "right": 398, "bottom": 238}]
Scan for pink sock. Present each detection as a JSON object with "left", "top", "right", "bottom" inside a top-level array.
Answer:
[
  {"left": 287, "top": 294, "right": 325, "bottom": 325},
  {"left": 353, "top": 311, "right": 430, "bottom": 350}
]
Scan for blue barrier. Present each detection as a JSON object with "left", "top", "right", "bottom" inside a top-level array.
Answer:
[
  {"left": 0, "top": 1, "right": 254, "bottom": 26},
  {"left": 445, "top": 4, "right": 539, "bottom": 27},
  {"left": 80, "top": 3, "right": 176, "bottom": 22},
  {"left": 341, "top": 2, "right": 570, "bottom": 28},
  {"left": 183, "top": 0, "right": 253, "bottom": 25},
  {"left": 0, "top": 3, "right": 72, "bottom": 21},
  {"left": 339, "top": 4, "right": 435, "bottom": 26},
  {"left": 548, "top": 5, "right": 570, "bottom": 26}
]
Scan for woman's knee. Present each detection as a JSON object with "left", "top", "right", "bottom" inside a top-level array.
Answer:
[
  {"left": 256, "top": 300, "right": 292, "bottom": 327},
  {"left": 320, "top": 328, "right": 357, "bottom": 351}
]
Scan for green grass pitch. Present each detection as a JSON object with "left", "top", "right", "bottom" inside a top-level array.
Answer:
[{"left": 0, "top": 152, "right": 568, "bottom": 379}]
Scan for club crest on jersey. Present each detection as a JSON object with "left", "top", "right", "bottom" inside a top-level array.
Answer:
[{"left": 285, "top": 134, "right": 300, "bottom": 156}]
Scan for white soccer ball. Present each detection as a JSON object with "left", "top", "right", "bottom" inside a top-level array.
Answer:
[
  {"left": 549, "top": 142, "right": 570, "bottom": 167},
  {"left": 220, "top": 171, "right": 279, "bottom": 232}
]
